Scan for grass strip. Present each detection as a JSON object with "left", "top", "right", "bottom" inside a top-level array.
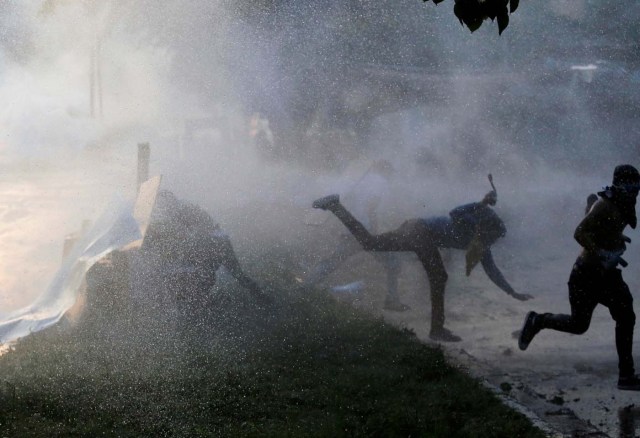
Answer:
[{"left": 0, "top": 280, "right": 545, "bottom": 437}]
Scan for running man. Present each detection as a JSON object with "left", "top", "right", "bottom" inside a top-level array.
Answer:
[{"left": 519, "top": 164, "right": 640, "bottom": 391}]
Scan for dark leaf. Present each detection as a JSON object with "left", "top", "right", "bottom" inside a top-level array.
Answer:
[
  {"left": 466, "top": 17, "right": 483, "bottom": 32},
  {"left": 486, "top": 11, "right": 497, "bottom": 20},
  {"left": 483, "top": 0, "right": 500, "bottom": 20},
  {"left": 510, "top": 0, "right": 519, "bottom": 13},
  {"left": 453, "top": 2, "right": 464, "bottom": 21},
  {"left": 456, "top": 0, "right": 481, "bottom": 20},
  {"left": 497, "top": 10, "right": 509, "bottom": 34}
]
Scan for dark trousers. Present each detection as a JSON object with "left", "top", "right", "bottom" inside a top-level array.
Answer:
[
  {"left": 330, "top": 203, "right": 448, "bottom": 331},
  {"left": 538, "top": 261, "right": 636, "bottom": 377}
]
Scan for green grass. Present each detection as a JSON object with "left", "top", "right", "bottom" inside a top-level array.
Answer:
[{"left": 0, "top": 272, "right": 546, "bottom": 438}]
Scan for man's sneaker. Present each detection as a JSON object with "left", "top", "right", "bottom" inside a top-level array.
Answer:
[
  {"left": 383, "top": 298, "right": 411, "bottom": 312},
  {"left": 429, "top": 327, "right": 462, "bottom": 343},
  {"left": 312, "top": 194, "right": 340, "bottom": 210},
  {"left": 518, "top": 311, "right": 540, "bottom": 351},
  {"left": 618, "top": 375, "right": 640, "bottom": 391}
]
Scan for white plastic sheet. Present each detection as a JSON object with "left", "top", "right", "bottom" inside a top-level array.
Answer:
[{"left": 0, "top": 197, "right": 141, "bottom": 345}]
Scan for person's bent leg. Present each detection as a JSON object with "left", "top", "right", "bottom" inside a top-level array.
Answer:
[
  {"left": 519, "top": 265, "right": 596, "bottom": 351},
  {"left": 321, "top": 198, "right": 421, "bottom": 252},
  {"left": 376, "top": 253, "right": 409, "bottom": 311},
  {"left": 541, "top": 266, "right": 599, "bottom": 334}
]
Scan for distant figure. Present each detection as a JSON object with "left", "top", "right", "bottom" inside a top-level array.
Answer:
[
  {"left": 140, "top": 190, "right": 268, "bottom": 324},
  {"left": 302, "top": 160, "right": 407, "bottom": 312},
  {"left": 311, "top": 175, "right": 530, "bottom": 343},
  {"left": 519, "top": 164, "right": 640, "bottom": 391},
  {"left": 249, "top": 112, "right": 275, "bottom": 157}
]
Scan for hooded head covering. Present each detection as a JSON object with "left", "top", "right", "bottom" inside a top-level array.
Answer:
[
  {"left": 598, "top": 164, "right": 640, "bottom": 229},
  {"left": 613, "top": 164, "right": 640, "bottom": 188}
]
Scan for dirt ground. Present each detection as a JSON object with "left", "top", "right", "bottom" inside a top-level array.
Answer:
[
  {"left": 3, "top": 157, "right": 640, "bottom": 438},
  {"left": 324, "top": 235, "right": 640, "bottom": 438}
]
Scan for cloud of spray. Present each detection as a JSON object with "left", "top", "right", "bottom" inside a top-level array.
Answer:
[
  {"left": 0, "top": 1, "right": 180, "bottom": 160},
  {"left": 1, "top": 1, "right": 640, "bottom": 334}
]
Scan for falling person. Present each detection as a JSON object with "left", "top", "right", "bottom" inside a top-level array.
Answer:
[
  {"left": 519, "top": 164, "right": 640, "bottom": 391},
  {"left": 311, "top": 175, "right": 530, "bottom": 342},
  {"left": 139, "top": 190, "right": 269, "bottom": 326}
]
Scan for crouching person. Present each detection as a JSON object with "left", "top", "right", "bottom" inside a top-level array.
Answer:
[{"left": 140, "top": 190, "right": 269, "bottom": 330}]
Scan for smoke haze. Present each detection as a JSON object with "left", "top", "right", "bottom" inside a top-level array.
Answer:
[{"left": 0, "top": 0, "right": 639, "bottom": 313}]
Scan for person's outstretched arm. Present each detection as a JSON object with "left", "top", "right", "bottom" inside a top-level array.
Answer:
[{"left": 480, "top": 250, "right": 532, "bottom": 301}]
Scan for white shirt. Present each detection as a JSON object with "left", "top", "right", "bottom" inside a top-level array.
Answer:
[{"left": 342, "top": 171, "right": 390, "bottom": 231}]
